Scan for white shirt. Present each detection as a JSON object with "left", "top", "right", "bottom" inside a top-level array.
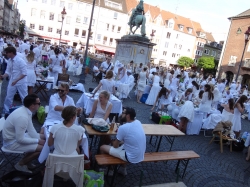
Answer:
[
  {"left": 224, "top": 92, "right": 233, "bottom": 100},
  {"left": 125, "top": 75, "right": 135, "bottom": 86},
  {"left": 217, "top": 83, "right": 225, "bottom": 93},
  {"left": 149, "top": 68, "right": 156, "bottom": 74},
  {"left": 100, "top": 61, "right": 113, "bottom": 77},
  {"left": 0, "top": 37, "right": 4, "bottom": 46},
  {"left": 230, "top": 83, "right": 237, "bottom": 90},
  {"left": 116, "top": 120, "right": 146, "bottom": 163},
  {"left": 19, "top": 42, "right": 30, "bottom": 53},
  {"left": 33, "top": 47, "right": 41, "bottom": 59},
  {"left": 5, "top": 55, "right": 27, "bottom": 85},
  {"left": 93, "top": 65, "right": 99, "bottom": 76},
  {"left": 46, "top": 93, "right": 75, "bottom": 121},
  {"left": 66, "top": 47, "right": 72, "bottom": 54},
  {"left": 50, "top": 123, "right": 85, "bottom": 155},
  {"left": 100, "top": 79, "right": 115, "bottom": 94},
  {"left": 72, "top": 59, "right": 80, "bottom": 69}
]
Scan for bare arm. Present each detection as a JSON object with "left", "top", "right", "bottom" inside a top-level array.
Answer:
[
  {"left": 92, "top": 82, "right": 102, "bottom": 96},
  {"left": 236, "top": 103, "right": 245, "bottom": 113},
  {"left": 76, "top": 139, "right": 82, "bottom": 154},
  {"left": 112, "top": 139, "right": 121, "bottom": 148},
  {"left": 103, "top": 104, "right": 112, "bottom": 121},
  {"left": 48, "top": 132, "right": 54, "bottom": 147},
  {"left": 89, "top": 100, "right": 98, "bottom": 118}
]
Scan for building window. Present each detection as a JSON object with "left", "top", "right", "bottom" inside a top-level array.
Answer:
[
  {"left": 40, "top": 10, "right": 46, "bottom": 19},
  {"left": 31, "top": 8, "right": 36, "bottom": 16},
  {"left": 92, "top": 19, "right": 95, "bottom": 26},
  {"left": 51, "top": 0, "right": 56, "bottom": 5},
  {"left": 237, "top": 27, "right": 242, "bottom": 34},
  {"left": 168, "top": 22, "right": 173, "bottom": 28},
  {"left": 105, "top": 1, "right": 122, "bottom": 10},
  {"left": 176, "top": 34, "right": 179, "bottom": 39},
  {"left": 85, "top": 4, "right": 91, "bottom": 11},
  {"left": 174, "top": 44, "right": 177, "bottom": 48},
  {"left": 49, "top": 13, "right": 54, "bottom": 20},
  {"left": 103, "top": 36, "right": 107, "bottom": 45},
  {"left": 166, "top": 32, "right": 171, "bottom": 38},
  {"left": 217, "top": 53, "right": 221, "bottom": 58},
  {"left": 109, "top": 38, "right": 113, "bottom": 46},
  {"left": 74, "top": 28, "right": 79, "bottom": 36},
  {"left": 179, "top": 45, "right": 182, "bottom": 50},
  {"left": 58, "top": 14, "right": 62, "bottom": 22},
  {"left": 66, "top": 17, "right": 71, "bottom": 24},
  {"left": 107, "top": 24, "right": 109, "bottom": 31},
  {"left": 56, "top": 29, "right": 61, "bottom": 34},
  {"left": 30, "top": 24, "right": 35, "bottom": 29},
  {"left": 117, "top": 26, "right": 121, "bottom": 33},
  {"left": 172, "top": 53, "right": 176, "bottom": 57},
  {"left": 97, "top": 34, "right": 101, "bottom": 41},
  {"left": 39, "top": 25, "right": 44, "bottom": 31},
  {"left": 76, "top": 15, "right": 81, "bottom": 23},
  {"left": 81, "top": 30, "right": 86, "bottom": 38},
  {"left": 65, "top": 30, "right": 69, "bottom": 35},
  {"left": 187, "top": 49, "right": 190, "bottom": 52},
  {"left": 112, "top": 25, "right": 115, "bottom": 32},
  {"left": 68, "top": 3, "right": 73, "bottom": 10},
  {"left": 83, "top": 17, "right": 88, "bottom": 24},
  {"left": 48, "top": 27, "right": 53, "bottom": 32},
  {"left": 165, "top": 42, "right": 169, "bottom": 48},
  {"left": 188, "top": 28, "right": 193, "bottom": 34},
  {"left": 196, "top": 50, "right": 202, "bottom": 56},
  {"left": 163, "top": 51, "right": 167, "bottom": 56},
  {"left": 244, "top": 58, "right": 250, "bottom": 68},
  {"left": 204, "top": 49, "right": 210, "bottom": 55},
  {"left": 60, "top": 1, "right": 65, "bottom": 7},
  {"left": 78, "top": 2, "right": 83, "bottom": 9},
  {"left": 114, "top": 12, "right": 118, "bottom": 19},
  {"left": 194, "top": 59, "right": 197, "bottom": 63},
  {"left": 211, "top": 50, "right": 215, "bottom": 56},
  {"left": 42, "top": 0, "right": 47, "bottom": 3},
  {"left": 197, "top": 42, "right": 204, "bottom": 47},
  {"left": 179, "top": 25, "right": 184, "bottom": 31},
  {"left": 228, "top": 55, "right": 237, "bottom": 66}
]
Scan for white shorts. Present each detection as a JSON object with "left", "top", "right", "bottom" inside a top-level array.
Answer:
[
  {"left": 109, "top": 145, "right": 127, "bottom": 162},
  {"left": 4, "top": 133, "right": 39, "bottom": 153}
]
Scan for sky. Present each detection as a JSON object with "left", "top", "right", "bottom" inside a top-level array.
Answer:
[{"left": 17, "top": 0, "right": 250, "bottom": 41}]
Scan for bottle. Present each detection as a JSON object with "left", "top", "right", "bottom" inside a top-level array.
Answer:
[{"left": 110, "top": 116, "right": 116, "bottom": 131}]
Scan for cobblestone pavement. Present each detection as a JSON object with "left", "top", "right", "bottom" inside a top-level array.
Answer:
[{"left": 1, "top": 74, "right": 250, "bottom": 187}]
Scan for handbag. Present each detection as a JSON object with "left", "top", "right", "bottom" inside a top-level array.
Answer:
[{"left": 92, "top": 124, "right": 109, "bottom": 132}]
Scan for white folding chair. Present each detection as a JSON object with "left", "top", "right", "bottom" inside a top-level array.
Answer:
[{"left": 0, "top": 117, "right": 24, "bottom": 169}]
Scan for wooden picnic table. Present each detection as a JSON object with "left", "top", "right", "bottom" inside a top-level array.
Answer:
[{"left": 84, "top": 124, "right": 185, "bottom": 152}]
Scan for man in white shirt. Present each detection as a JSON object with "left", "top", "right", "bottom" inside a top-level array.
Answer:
[
  {"left": 44, "top": 83, "right": 82, "bottom": 124},
  {"left": 19, "top": 40, "right": 30, "bottom": 53},
  {"left": 72, "top": 55, "right": 80, "bottom": 76},
  {"left": 33, "top": 44, "right": 41, "bottom": 63},
  {"left": 224, "top": 90, "right": 234, "bottom": 100},
  {"left": 100, "top": 107, "right": 146, "bottom": 175},
  {"left": 217, "top": 79, "right": 226, "bottom": 93},
  {"left": 93, "top": 62, "right": 100, "bottom": 76},
  {"left": 100, "top": 57, "right": 113, "bottom": 78},
  {"left": 200, "top": 77, "right": 207, "bottom": 90},
  {"left": 66, "top": 45, "right": 72, "bottom": 55},
  {"left": 230, "top": 81, "right": 237, "bottom": 91},
  {"left": 2, "top": 94, "right": 45, "bottom": 173},
  {"left": 0, "top": 47, "right": 28, "bottom": 113}
]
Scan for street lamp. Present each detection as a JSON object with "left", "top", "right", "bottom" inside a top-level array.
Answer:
[
  {"left": 235, "top": 26, "right": 250, "bottom": 81},
  {"left": 59, "top": 7, "right": 67, "bottom": 46}
]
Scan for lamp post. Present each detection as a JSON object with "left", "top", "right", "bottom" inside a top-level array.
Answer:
[
  {"left": 235, "top": 26, "right": 250, "bottom": 82},
  {"left": 59, "top": 7, "right": 67, "bottom": 46},
  {"left": 79, "top": 0, "right": 96, "bottom": 84}
]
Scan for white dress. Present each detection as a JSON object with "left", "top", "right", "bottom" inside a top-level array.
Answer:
[
  {"left": 169, "top": 77, "right": 179, "bottom": 98},
  {"left": 100, "top": 79, "right": 115, "bottom": 94},
  {"left": 231, "top": 107, "right": 242, "bottom": 132},
  {"left": 137, "top": 71, "right": 147, "bottom": 91},
  {"left": 164, "top": 73, "right": 171, "bottom": 89},
  {"left": 50, "top": 123, "right": 85, "bottom": 155},
  {"left": 26, "top": 60, "right": 36, "bottom": 86},
  {"left": 94, "top": 100, "right": 112, "bottom": 122},
  {"left": 178, "top": 101, "right": 194, "bottom": 122},
  {"left": 145, "top": 75, "right": 161, "bottom": 105},
  {"left": 198, "top": 92, "right": 213, "bottom": 113}
]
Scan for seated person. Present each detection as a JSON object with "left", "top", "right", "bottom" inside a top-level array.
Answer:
[
  {"left": 180, "top": 88, "right": 193, "bottom": 101},
  {"left": 2, "top": 94, "right": 45, "bottom": 173},
  {"left": 221, "top": 98, "right": 234, "bottom": 114},
  {"left": 100, "top": 107, "right": 146, "bottom": 175},
  {"left": 89, "top": 90, "right": 112, "bottom": 122},
  {"left": 48, "top": 106, "right": 85, "bottom": 155},
  {"left": 177, "top": 101, "right": 194, "bottom": 133},
  {"left": 151, "top": 87, "right": 171, "bottom": 111},
  {"left": 223, "top": 89, "right": 233, "bottom": 100},
  {"left": 238, "top": 86, "right": 248, "bottom": 96},
  {"left": 193, "top": 90, "right": 204, "bottom": 106}
]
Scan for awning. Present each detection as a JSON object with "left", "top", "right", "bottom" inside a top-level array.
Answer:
[
  {"left": 95, "top": 45, "right": 116, "bottom": 54},
  {"left": 28, "top": 33, "right": 70, "bottom": 43}
]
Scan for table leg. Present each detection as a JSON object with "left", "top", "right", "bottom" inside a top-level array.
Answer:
[
  {"left": 156, "top": 136, "right": 163, "bottom": 152},
  {"left": 35, "top": 81, "right": 50, "bottom": 101},
  {"left": 165, "top": 136, "right": 176, "bottom": 151}
]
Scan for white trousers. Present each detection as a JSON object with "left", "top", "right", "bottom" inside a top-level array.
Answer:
[{"left": 4, "top": 83, "right": 28, "bottom": 112}]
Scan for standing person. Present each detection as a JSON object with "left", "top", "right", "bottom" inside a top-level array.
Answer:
[
  {"left": 134, "top": 63, "right": 143, "bottom": 86},
  {"left": 231, "top": 95, "right": 248, "bottom": 138},
  {"left": 100, "top": 107, "right": 146, "bottom": 175},
  {"left": 217, "top": 79, "right": 225, "bottom": 93},
  {"left": 145, "top": 72, "right": 161, "bottom": 105},
  {"left": 2, "top": 94, "right": 45, "bottom": 173},
  {"left": 99, "top": 56, "right": 113, "bottom": 79},
  {"left": 72, "top": 55, "right": 80, "bottom": 76},
  {"left": 199, "top": 84, "right": 214, "bottom": 114},
  {"left": 0, "top": 47, "right": 28, "bottom": 113},
  {"left": 25, "top": 46, "right": 36, "bottom": 95},
  {"left": 169, "top": 74, "right": 181, "bottom": 99},
  {"left": 136, "top": 66, "right": 148, "bottom": 103}
]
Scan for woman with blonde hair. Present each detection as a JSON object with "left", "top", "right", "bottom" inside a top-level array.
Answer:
[
  {"left": 92, "top": 70, "right": 115, "bottom": 96},
  {"left": 25, "top": 45, "right": 36, "bottom": 94}
]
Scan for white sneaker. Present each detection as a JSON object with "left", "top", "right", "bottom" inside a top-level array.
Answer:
[
  {"left": 117, "top": 167, "right": 127, "bottom": 176},
  {"left": 15, "top": 163, "right": 32, "bottom": 173}
]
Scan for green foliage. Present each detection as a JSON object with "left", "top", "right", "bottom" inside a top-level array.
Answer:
[
  {"left": 19, "top": 20, "right": 26, "bottom": 38},
  {"left": 198, "top": 57, "right": 215, "bottom": 69},
  {"left": 177, "top": 56, "right": 194, "bottom": 68}
]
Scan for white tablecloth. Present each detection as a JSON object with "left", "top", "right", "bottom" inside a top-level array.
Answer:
[
  {"left": 115, "top": 81, "right": 130, "bottom": 99},
  {"left": 76, "top": 93, "right": 123, "bottom": 115},
  {"left": 38, "top": 121, "right": 89, "bottom": 163}
]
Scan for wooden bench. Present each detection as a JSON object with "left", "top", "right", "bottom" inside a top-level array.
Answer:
[{"left": 95, "top": 150, "right": 200, "bottom": 187}]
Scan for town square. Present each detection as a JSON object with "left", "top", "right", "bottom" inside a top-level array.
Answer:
[{"left": 0, "top": 0, "right": 250, "bottom": 186}]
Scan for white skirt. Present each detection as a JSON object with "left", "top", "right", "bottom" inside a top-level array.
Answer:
[
  {"left": 178, "top": 101, "right": 194, "bottom": 122},
  {"left": 27, "top": 69, "right": 36, "bottom": 86},
  {"left": 145, "top": 85, "right": 161, "bottom": 105}
]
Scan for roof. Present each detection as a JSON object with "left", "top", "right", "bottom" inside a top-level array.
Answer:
[
  {"left": 204, "top": 32, "right": 215, "bottom": 42},
  {"left": 229, "top": 9, "right": 250, "bottom": 19}
]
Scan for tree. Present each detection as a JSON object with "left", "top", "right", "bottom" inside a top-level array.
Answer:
[
  {"left": 19, "top": 20, "right": 26, "bottom": 38},
  {"left": 197, "top": 57, "right": 215, "bottom": 69},
  {"left": 177, "top": 56, "right": 194, "bottom": 68}
]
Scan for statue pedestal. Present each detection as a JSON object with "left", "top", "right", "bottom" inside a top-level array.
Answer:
[{"left": 114, "top": 35, "right": 156, "bottom": 65}]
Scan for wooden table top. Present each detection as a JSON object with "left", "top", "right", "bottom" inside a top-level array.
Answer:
[{"left": 83, "top": 124, "right": 185, "bottom": 136}]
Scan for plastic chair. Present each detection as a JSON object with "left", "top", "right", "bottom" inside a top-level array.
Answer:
[
  {"left": 0, "top": 117, "right": 24, "bottom": 169},
  {"left": 42, "top": 153, "right": 84, "bottom": 187}
]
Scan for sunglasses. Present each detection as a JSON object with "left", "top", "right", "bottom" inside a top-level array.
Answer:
[{"left": 57, "top": 89, "right": 65, "bottom": 93}]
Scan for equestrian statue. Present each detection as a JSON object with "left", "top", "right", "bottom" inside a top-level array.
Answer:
[{"left": 128, "top": 0, "right": 146, "bottom": 37}]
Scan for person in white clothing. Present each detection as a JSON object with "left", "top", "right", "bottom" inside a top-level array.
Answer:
[
  {"left": 32, "top": 45, "right": 41, "bottom": 63},
  {"left": 72, "top": 55, "right": 80, "bottom": 76},
  {"left": 224, "top": 90, "right": 234, "bottom": 100},
  {"left": 19, "top": 40, "right": 30, "bottom": 53},
  {"left": 217, "top": 79, "right": 225, "bottom": 93},
  {"left": 2, "top": 94, "right": 45, "bottom": 173},
  {"left": 93, "top": 62, "right": 100, "bottom": 76},
  {"left": 48, "top": 106, "right": 85, "bottom": 155},
  {"left": 1, "top": 47, "right": 28, "bottom": 113},
  {"left": 100, "top": 107, "right": 146, "bottom": 175},
  {"left": 199, "top": 84, "right": 214, "bottom": 113},
  {"left": 230, "top": 81, "right": 237, "bottom": 93},
  {"left": 99, "top": 57, "right": 113, "bottom": 78}
]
